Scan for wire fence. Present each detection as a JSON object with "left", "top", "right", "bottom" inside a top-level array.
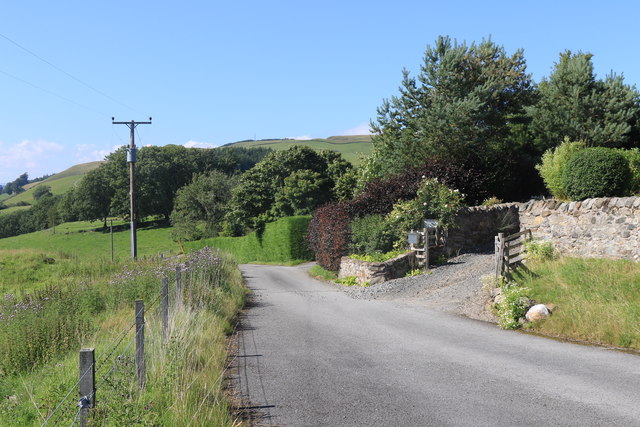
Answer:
[{"left": 40, "top": 248, "right": 228, "bottom": 426}]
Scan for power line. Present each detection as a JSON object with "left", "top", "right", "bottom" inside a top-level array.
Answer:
[
  {"left": 0, "top": 32, "right": 144, "bottom": 115},
  {"left": 0, "top": 67, "right": 106, "bottom": 116}
]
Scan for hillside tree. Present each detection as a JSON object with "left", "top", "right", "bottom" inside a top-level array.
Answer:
[{"left": 170, "top": 170, "right": 237, "bottom": 241}]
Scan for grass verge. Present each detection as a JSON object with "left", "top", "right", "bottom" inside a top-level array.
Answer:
[
  {"left": 308, "top": 265, "right": 337, "bottom": 281},
  {"left": 0, "top": 248, "right": 247, "bottom": 425},
  {"left": 518, "top": 257, "right": 640, "bottom": 349}
]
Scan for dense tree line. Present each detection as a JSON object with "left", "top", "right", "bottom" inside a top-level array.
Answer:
[
  {"left": 0, "top": 145, "right": 271, "bottom": 238},
  {"left": 2, "top": 172, "right": 54, "bottom": 195},
  {"left": 2, "top": 173, "right": 29, "bottom": 195},
  {"left": 365, "top": 37, "right": 640, "bottom": 201}
]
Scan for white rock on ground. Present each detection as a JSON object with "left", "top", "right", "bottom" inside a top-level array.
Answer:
[{"left": 525, "top": 304, "right": 550, "bottom": 322}]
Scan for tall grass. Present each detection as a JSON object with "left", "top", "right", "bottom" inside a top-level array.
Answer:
[
  {"left": 520, "top": 257, "right": 640, "bottom": 349},
  {"left": 0, "top": 248, "right": 246, "bottom": 425}
]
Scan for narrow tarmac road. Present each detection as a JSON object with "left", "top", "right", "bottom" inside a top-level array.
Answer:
[{"left": 234, "top": 263, "right": 640, "bottom": 426}]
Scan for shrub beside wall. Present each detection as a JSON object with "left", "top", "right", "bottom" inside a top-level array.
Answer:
[
  {"left": 563, "top": 148, "right": 631, "bottom": 200},
  {"left": 186, "top": 215, "right": 312, "bottom": 263}
]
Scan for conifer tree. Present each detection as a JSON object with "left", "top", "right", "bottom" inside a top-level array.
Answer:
[{"left": 528, "top": 51, "right": 640, "bottom": 150}]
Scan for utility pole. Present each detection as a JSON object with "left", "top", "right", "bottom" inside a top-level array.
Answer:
[{"left": 112, "top": 117, "right": 152, "bottom": 259}]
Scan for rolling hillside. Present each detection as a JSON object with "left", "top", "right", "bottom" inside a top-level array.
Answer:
[
  {"left": 0, "top": 161, "right": 102, "bottom": 213},
  {"left": 222, "top": 134, "right": 373, "bottom": 165}
]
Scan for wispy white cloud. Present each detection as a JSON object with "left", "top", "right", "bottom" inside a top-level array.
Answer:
[
  {"left": 74, "top": 143, "right": 116, "bottom": 163},
  {"left": 0, "top": 139, "right": 64, "bottom": 169},
  {"left": 288, "top": 135, "right": 312, "bottom": 140},
  {"left": 340, "top": 123, "right": 372, "bottom": 135},
  {"left": 184, "top": 140, "right": 218, "bottom": 149}
]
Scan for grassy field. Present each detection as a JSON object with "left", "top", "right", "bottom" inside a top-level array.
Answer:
[
  {"left": 0, "top": 205, "right": 30, "bottom": 217},
  {"left": 519, "top": 257, "right": 640, "bottom": 349},
  {"left": 0, "top": 220, "right": 179, "bottom": 259},
  {"left": 223, "top": 135, "right": 372, "bottom": 165},
  {"left": 2, "top": 161, "right": 101, "bottom": 208}
]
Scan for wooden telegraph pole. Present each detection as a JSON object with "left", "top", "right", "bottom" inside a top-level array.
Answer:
[{"left": 112, "top": 117, "right": 152, "bottom": 259}]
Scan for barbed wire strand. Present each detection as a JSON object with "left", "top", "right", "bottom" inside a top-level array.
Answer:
[
  {"left": 41, "top": 361, "right": 94, "bottom": 426},
  {"left": 70, "top": 407, "right": 82, "bottom": 427},
  {"left": 44, "top": 290, "right": 163, "bottom": 426}
]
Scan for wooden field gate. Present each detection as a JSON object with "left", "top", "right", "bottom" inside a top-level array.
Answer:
[{"left": 495, "top": 229, "right": 532, "bottom": 280}]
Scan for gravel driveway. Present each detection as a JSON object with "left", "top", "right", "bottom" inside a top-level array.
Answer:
[{"left": 340, "top": 252, "right": 499, "bottom": 323}]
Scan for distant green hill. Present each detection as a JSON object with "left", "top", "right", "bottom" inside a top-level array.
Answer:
[
  {"left": 222, "top": 135, "right": 372, "bottom": 165},
  {"left": 0, "top": 161, "right": 102, "bottom": 214}
]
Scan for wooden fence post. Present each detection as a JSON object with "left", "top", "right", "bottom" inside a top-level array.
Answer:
[
  {"left": 162, "top": 277, "right": 169, "bottom": 344},
  {"left": 135, "top": 300, "right": 145, "bottom": 389},
  {"left": 496, "top": 233, "right": 505, "bottom": 280},
  {"left": 79, "top": 348, "right": 95, "bottom": 427},
  {"left": 175, "top": 266, "right": 182, "bottom": 310}
]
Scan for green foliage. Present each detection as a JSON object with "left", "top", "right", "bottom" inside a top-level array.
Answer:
[
  {"left": 405, "top": 268, "right": 424, "bottom": 277},
  {"left": 308, "top": 265, "right": 338, "bottom": 281},
  {"left": 495, "top": 284, "right": 531, "bottom": 330},
  {"left": 333, "top": 167, "right": 359, "bottom": 201},
  {"left": 535, "top": 138, "right": 587, "bottom": 199},
  {"left": 185, "top": 216, "right": 313, "bottom": 264},
  {"left": 170, "top": 170, "right": 237, "bottom": 241},
  {"left": 529, "top": 51, "right": 640, "bottom": 151},
  {"left": 335, "top": 276, "right": 359, "bottom": 287},
  {"left": 524, "top": 239, "right": 556, "bottom": 262},
  {"left": 481, "top": 197, "right": 503, "bottom": 207},
  {"left": 272, "top": 169, "right": 331, "bottom": 217},
  {"left": 1, "top": 173, "right": 28, "bottom": 195},
  {"left": 347, "top": 249, "right": 405, "bottom": 263},
  {"left": 384, "top": 178, "right": 465, "bottom": 245},
  {"left": 366, "top": 36, "right": 536, "bottom": 200},
  {"left": 619, "top": 148, "right": 640, "bottom": 194},
  {"left": 563, "top": 147, "right": 632, "bottom": 200},
  {"left": 228, "top": 146, "right": 351, "bottom": 232},
  {"left": 32, "top": 185, "right": 52, "bottom": 201},
  {"left": 349, "top": 214, "right": 395, "bottom": 255}
]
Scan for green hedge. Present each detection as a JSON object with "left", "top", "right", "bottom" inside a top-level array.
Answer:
[
  {"left": 564, "top": 147, "right": 631, "bottom": 200},
  {"left": 184, "top": 216, "right": 313, "bottom": 263}
]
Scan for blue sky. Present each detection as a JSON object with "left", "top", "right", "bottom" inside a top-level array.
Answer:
[{"left": 1, "top": 0, "right": 639, "bottom": 183}]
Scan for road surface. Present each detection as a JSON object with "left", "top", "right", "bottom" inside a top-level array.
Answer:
[{"left": 233, "top": 263, "right": 640, "bottom": 426}]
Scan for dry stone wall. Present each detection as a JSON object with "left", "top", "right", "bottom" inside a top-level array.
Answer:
[
  {"left": 338, "top": 252, "right": 416, "bottom": 286},
  {"left": 518, "top": 197, "right": 640, "bottom": 261},
  {"left": 443, "top": 204, "right": 520, "bottom": 256}
]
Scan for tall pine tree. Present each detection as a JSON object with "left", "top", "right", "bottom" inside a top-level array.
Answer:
[
  {"left": 528, "top": 51, "right": 640, "bottom": 151},
  {"left": 366, "top": 36, "right": 536, "bottom": 200}
]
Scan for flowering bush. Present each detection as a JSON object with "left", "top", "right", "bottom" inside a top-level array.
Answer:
[{"left": 384, "top": 178, "right": 465, "bottom": 246}]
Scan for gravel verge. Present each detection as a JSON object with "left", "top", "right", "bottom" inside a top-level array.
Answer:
[{"left": 339, "top": 252, "right": 499, "bottom": 323}]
